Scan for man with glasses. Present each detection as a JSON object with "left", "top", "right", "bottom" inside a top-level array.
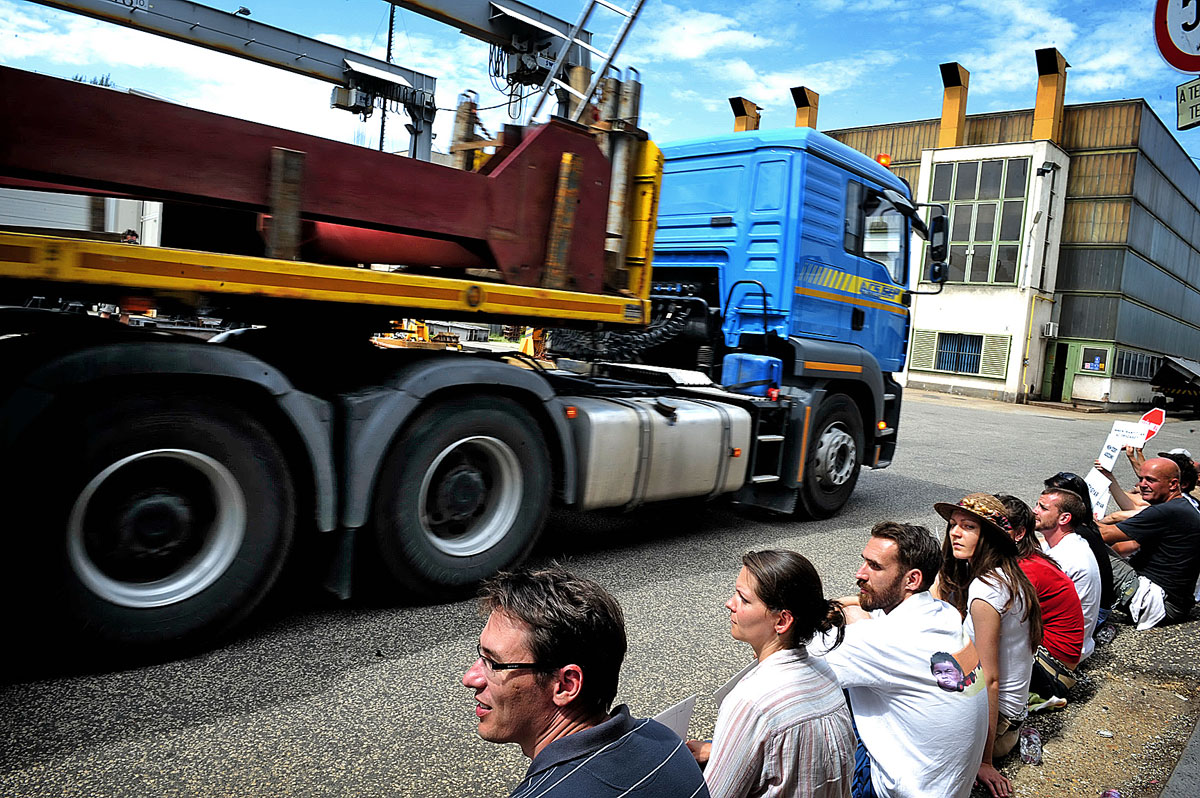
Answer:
[{"left": 463, "top": 564, "right": 709, "bottom": 798}]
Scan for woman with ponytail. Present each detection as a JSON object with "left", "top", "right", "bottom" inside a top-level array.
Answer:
[
  {"left": 933, "top": 494, "right": 1042, "bottom": 798},
  {"left": 688, "top": 550, "right": 853, "bottom": 798}
]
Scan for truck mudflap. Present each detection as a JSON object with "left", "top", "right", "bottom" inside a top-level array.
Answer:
[{"left": 0, "top": 335, "right": 336, "bottom": 532}]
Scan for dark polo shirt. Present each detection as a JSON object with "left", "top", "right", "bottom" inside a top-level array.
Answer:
[
  {"left": 507, "top": 705, "right": 710, "bottom": 798},
  {"left": 1118, "top": 496, "right": 1200, "bottom": 608}
]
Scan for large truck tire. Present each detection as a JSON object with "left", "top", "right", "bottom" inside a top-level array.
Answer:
[
  {"left": 797, "top": 393, "right": 863, "bottom": 519},
  {"left": 370, "top": 396, "right": 550, "bottom": 596},
  {"left": 20, "top": 394, "right": 296, "bottom": 653}
]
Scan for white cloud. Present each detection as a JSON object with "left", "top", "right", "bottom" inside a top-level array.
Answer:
[
  {"left": 1068, "top": 10, "right": 1173, "bottom": 96},
  {"left": 709, "top": 50, "right": 903, "bottom": 117},
  {"left": 951, "top": 0, "right": 1077, "bottom": 96},
  {"left": 0, "top": 1, "right": 515, "bottom": 153},
  {"left": 624, "top": 3, "right": 774, "bottom": 63}
]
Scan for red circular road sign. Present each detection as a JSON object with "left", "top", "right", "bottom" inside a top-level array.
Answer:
[{"left": 1156, "top": 0, "right": 1200, "bottom": 72}]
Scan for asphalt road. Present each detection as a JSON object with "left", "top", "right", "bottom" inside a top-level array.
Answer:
[{"left": 2, "top": 391, "right": 1198, "bottom": 797}]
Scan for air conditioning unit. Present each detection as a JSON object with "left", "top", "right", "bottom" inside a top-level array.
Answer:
[{"left": 1041, "top": 321, "right": 1059, "bottom": 338}]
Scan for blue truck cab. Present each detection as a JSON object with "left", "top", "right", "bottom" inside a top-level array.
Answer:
[{"left": 648, "top": 126, "right": 937, "bottom": 517}]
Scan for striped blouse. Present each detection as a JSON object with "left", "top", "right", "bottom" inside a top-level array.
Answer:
[{"left": 704, "top": 647, "right": 853, "bottom": 798}]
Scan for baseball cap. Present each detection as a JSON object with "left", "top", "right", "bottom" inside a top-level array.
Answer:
[{"left": 1157, "top": 447, "right": 1194, "bottom": 459}]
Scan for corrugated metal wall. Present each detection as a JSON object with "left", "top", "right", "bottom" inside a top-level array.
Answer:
[
  {"left": 964, "top": 111, "right": 1033, "bottom": 146},
  {"left": 1061, "top": 199, "right": 1131, "bottom": 243},
  {"left": 0, "top": 188, "right": 91, "bottom": 229},
  {"left": 1055, "top": 101, "right": 1200, "bottom": 359},
  {"left": 826, "top": 121, "right": 939, "bottom": 164},
  {"left": 1065, "top": 152, "right": 1136, "bottom": 197},
  {"left": 1060, "top": 103, "right": 1142, "bottom": 151}
]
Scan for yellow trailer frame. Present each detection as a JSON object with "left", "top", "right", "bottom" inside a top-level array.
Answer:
[{"left": 0, "top": 232, "right": 649, "bottom": 326}]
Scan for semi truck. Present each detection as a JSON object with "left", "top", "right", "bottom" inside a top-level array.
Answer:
[{"left": 0, "top": 4, "right": 946, "bottom": 655}]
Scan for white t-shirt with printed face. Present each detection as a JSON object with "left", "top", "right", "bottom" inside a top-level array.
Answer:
[
  {"left": 1043, "top": 532, "right": 1102, "bottom": 660},
  {"left": 963, "top": 572, "right": 1034, "bottom": 719},
  {"left": 820, "top": 591, "right": 989, "bottom": 798}
]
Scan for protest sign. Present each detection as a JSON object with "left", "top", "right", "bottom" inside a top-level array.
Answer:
[
  {"left": 1084, "top": 468, "right": 1112, "bottom": 519},
  {"left": 1097, "top": 421, "right": 1154, "bottom": 471},
  {"left": 653, "top": 694, "right": 696, "bottom": 740}
]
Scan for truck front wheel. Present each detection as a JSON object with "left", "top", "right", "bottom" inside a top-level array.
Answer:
[
  {"left": 23, "top": 395, "right": 295, "bottom": 652},
  {"left": 797, "top": 393, "right": 864, "bottom": 519},
  {"left": 370, "top": 396, "right": 550, "bottom": 596}
]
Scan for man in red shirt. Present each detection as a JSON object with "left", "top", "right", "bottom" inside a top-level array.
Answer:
[{"left": 996, "top": 495, "right": 1084, "bottom": 709}]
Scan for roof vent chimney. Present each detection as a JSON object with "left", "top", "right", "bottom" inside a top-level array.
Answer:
[
  {"left": 729, "top": 97, "right": 761, "bottom": 131},
  {"left": 790, "top": 86, "right": 819, "bottom": 129},
  {"left": 937, "top": 62, "right": 970, "bottom": 148},
  {"left": 1033, "top": 48, "right": 1069, "bottom": 144}
]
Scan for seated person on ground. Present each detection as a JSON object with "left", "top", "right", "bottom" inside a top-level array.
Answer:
[
  {"left": 1042, "top": 472, "right": 1116, "bottom": 631},
  {"left": 463, "top": 565, "right": 710, "bottom": 798},
  {"left": 819, "top": 521, "right": 988, "bottom": 798},
  {"left": 933, "top": 493, "right": 1042, "bottom": 798},
  {"left": 1098, "top": 458, "right": 1200, "bottom": 629},
  {"left": 1033, "top": 488, "right": 1102, "bottom": 662},
  {"left": 688, "top": 550, "right": 854, "bottom": 798},
  {"left": 997, "top": 495, "right": 1084, "bottom": 707}
]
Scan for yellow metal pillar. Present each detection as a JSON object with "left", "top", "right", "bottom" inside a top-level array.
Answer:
[
  {"left": 937, "top": 62, "right": 970, "bottom": 148},
  {"left": 729, "top": 97, "right": 761, "bottom": 132},
  {"left": 791, "top": 86, "right": 819, "bottom": 128},
  {"left": 1032, "top": 48, "right": 1069, "bottom": 144}
]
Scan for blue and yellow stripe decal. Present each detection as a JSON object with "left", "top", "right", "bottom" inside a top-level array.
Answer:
[{"left": 795, "top": 262, "right": 908, "bottom": 316}]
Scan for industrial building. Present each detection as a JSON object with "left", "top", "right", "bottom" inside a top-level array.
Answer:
[{"left": 822, "top": 49, "right": 1200, "bottom": 409}]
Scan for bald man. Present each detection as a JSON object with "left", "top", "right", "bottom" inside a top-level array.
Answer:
[{"left": 1099, "top": 458, "right": 1200, "bottom": 628}]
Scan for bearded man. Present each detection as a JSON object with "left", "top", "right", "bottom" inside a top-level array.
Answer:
[{"left": 818, "top": 522, "right": 989, "bottom": 798}]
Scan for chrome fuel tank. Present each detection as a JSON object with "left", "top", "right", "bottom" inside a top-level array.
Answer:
[{"left": 565, "top": 395, "right": 752, "bottom": 511}]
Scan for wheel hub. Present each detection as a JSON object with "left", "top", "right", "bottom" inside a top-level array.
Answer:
[
  {"left": 814, "top": 426, "right": 856, "bottom": 487},
  {"left": 418, "top": 435, "right": 523, "bottom": 557},
  {"left": 116, "top": 491, "right": 194, "bottom": 558},
  {"left": 67, "top": 449, "right": 247, "bottom": 608},
  {"left": 435, "top": 466, "right": 487, "bottom": 522}
]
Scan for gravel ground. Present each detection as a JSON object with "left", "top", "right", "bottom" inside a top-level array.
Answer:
[{"left": 996, "top": 614, "right": 1200, "bottom": 798}]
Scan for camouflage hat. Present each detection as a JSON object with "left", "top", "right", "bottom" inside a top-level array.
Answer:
[{"left": 933, "top": 493, "right": 1017, "bottom": 554}]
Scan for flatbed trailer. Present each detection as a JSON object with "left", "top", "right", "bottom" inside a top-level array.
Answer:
[{"left": 0, "top": 231, "right": 649, "bottom": 327}]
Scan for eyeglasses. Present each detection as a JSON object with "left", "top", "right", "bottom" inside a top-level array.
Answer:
[{"left": 476, "top": 644, "right": 542, "bottom": 673}]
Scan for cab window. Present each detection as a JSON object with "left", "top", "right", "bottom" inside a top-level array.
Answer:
[{"left": 844, "top": 181, "right": 907, "bottom": 284}]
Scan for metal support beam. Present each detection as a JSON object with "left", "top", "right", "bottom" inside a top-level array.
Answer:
[
  {"left": 389, "top": 0, "right": 592, "bottom": 77},
  {"left": 29, "top": 0, "right": 438, "bottom": 155}
]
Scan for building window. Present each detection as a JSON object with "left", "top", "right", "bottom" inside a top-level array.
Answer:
[
  {"left": 1114, "top": 349, "right": 1163, "bottom": 381},
  {"left": 929, "top": 157, "right": 1029, "bottom": 285},
  {"left": 910, "top": 330, "right": 1012, "bottom": 378},
  {"left": 1080, "top": 347, "right": 1108, "bottom": 373},
  {"left": 936, "top": 332, "right": 983, "bottom": 374}
]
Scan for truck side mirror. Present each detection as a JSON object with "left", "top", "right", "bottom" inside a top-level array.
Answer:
[
  {"left": 928, "top": 213, "right": 948, "bottom": 263},
  {"left": 927, "top": 260, "right": 948, "bottom": 284}
]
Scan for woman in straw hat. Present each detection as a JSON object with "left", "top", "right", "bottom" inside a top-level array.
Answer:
[{"left": 933, "top": 494, "right": 1042, "bottom": 798}]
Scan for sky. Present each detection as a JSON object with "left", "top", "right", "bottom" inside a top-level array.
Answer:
[{"left": 1, "top": 0, "right": 1198, "bottom": 165}]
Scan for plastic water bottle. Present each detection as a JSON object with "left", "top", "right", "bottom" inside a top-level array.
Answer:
[{"left": 1018, "top": 725, "right": 1042, "bottom": 764}]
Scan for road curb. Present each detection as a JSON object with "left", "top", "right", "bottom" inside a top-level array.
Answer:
[{"left": 1162, "top": 715, "right": 1200, "bottom": 797}]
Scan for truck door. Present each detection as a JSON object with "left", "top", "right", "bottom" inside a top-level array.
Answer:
[{"left": 843, "top": 181, "right": 909, "bottom": 372}]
